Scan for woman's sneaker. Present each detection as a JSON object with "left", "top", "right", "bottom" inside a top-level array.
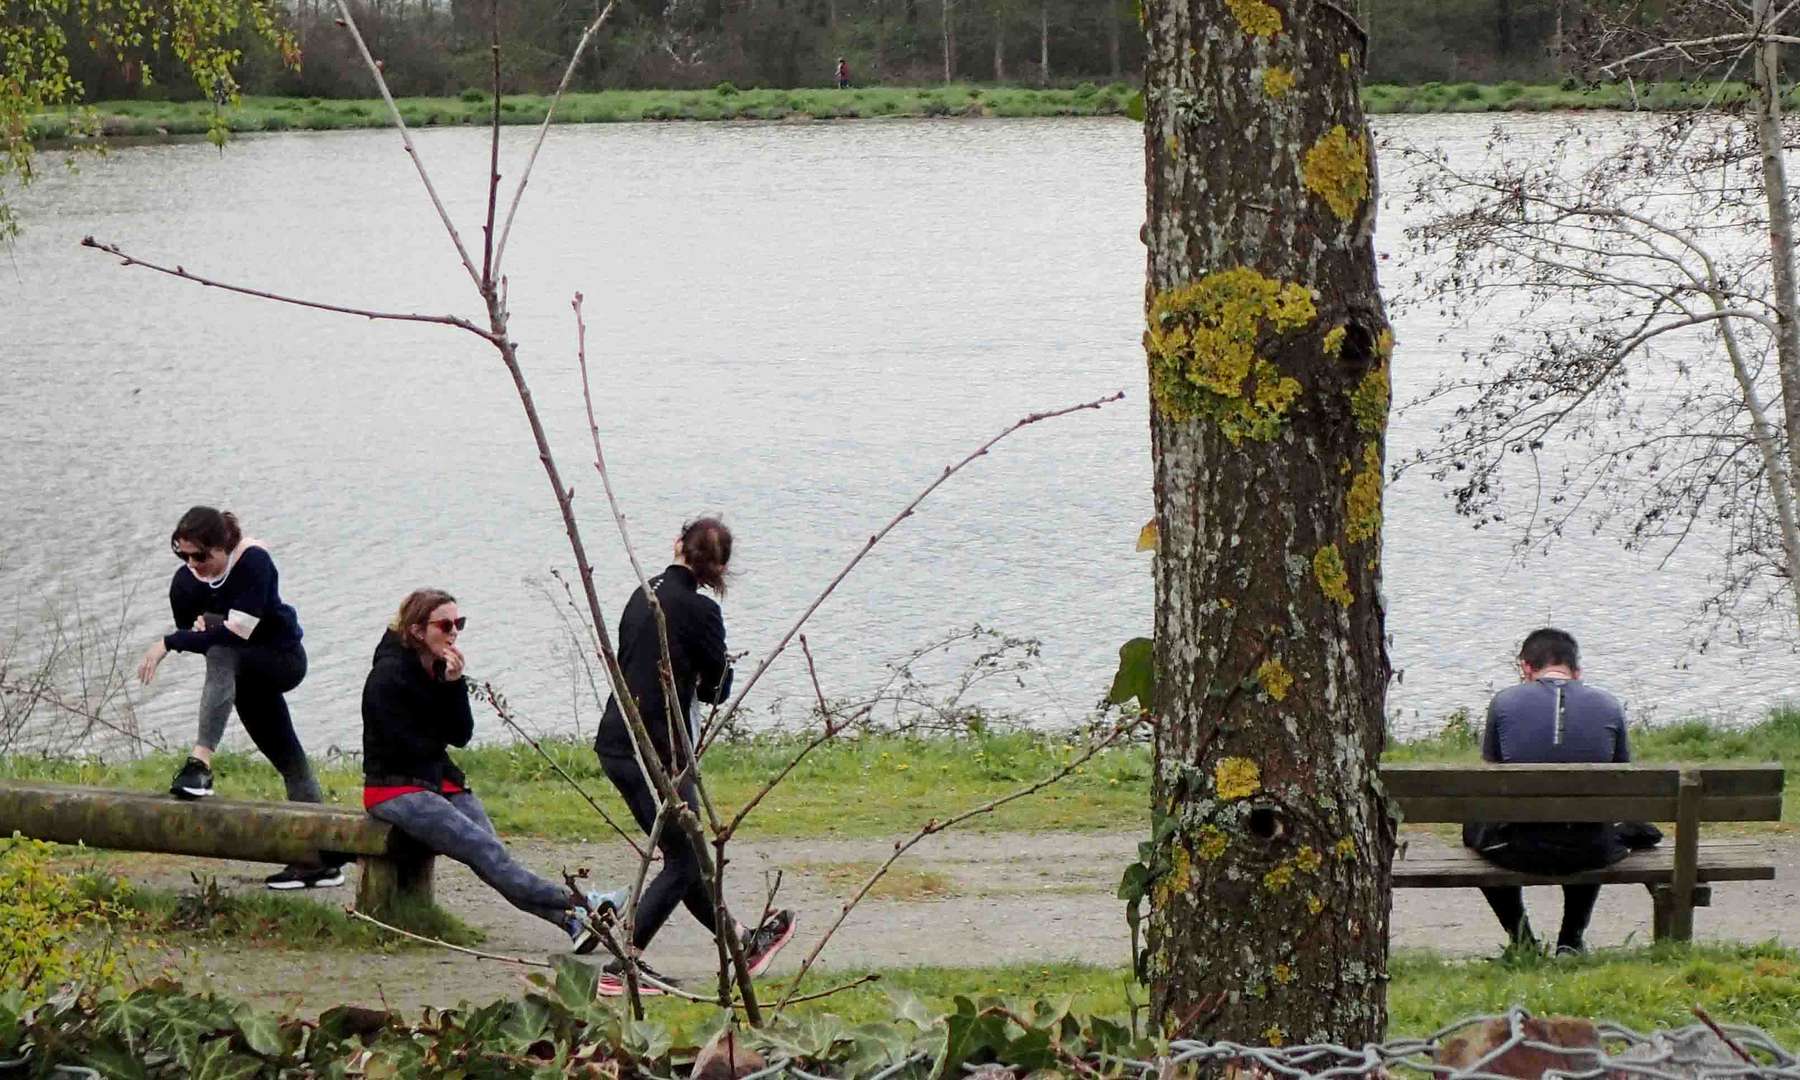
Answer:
[
  {"left": 265, "top": 863, "right": 345, "bottom": 890},
  {"left": 741, "top": 909, "right": 797, "bottom": 978},
  {"left": 169, "top": 757, "right": 214, "bottom": 799},
  {"left": 566, "top": 888, "right": 626, "bottom": 954},
  {"left": 597, "top": 958, "right": 676, "bottom": 997}
]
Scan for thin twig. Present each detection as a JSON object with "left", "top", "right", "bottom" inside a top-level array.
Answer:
[
  {"left": 346, "top": 907, "right": 551, "bottom": 968},
  {"left": 701, "top": 390, "right": 1125, "bottom": 755},
  {"left": 719, "top": 641, "right": 867, "bottom": 841},
  {"left": 492, "top": 0, "right": 621, "bottom": 278},
  {"left": 774, "top": 715, "right": 1144, "bottom": 1012},
  {"left": 1692, "top": 1006, "right": 1758, "bottom": 1064},
  {"left": 79, "top": 238, "right": 498, "bottom": 341},
  {"left": 476, "top": 680, "right": 646, "bottom": 857},
  {"left": 482, "top": 0, "right": 502, "bottom": 290},
  {"left": 0, "top": 677, "right": 164, "bottom": 751},
  {"left": 332, "top": 0, "right": 485, "bottom": 290}
]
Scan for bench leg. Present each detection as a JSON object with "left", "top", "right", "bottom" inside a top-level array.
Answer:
[{"left": 356, "top": 850, "right": 436, "bottom": 919}]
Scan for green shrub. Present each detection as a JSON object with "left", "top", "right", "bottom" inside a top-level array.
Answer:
[
  {"left": 714, "top": 81, "right": 739, "bottom": 96},
  {"left": 459, "top": 87, "right": 487, "bottom": 103},
  {"left": 1454, "top": 82, "right": 1483, "bottom": 101},
  {"left": 1074, "top": 81, "right": 1099, "bottom": 97},
  {"left": 262, "top": 114, "right": 291, "bottom": 131},
  {"left": 0, "top": 836, "right": 139, "bottom": 1007}
]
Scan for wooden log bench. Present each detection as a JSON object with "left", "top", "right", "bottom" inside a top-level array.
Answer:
[
  {"left": 0, "top": 780, "right": 435, "bottom": 919},
  {"left": 1381, "top": 763, "right": 1787, "bottom": 942}
]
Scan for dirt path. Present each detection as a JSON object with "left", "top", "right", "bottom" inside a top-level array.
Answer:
[{"left": 105, "top": 829, "right": 1800, "bottom": 1018}]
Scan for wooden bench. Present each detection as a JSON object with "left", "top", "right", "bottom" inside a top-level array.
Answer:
[
  {"left": 0, "top": 780, "right": 436, "bottom": 919},
  {"left": 1381, "top": 763, "right": 1786, "bottom": 941}
]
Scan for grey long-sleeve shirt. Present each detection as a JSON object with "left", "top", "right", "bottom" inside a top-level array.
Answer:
[{"left": 1481, "top": 677, "right": 1631, "bottom": 765}]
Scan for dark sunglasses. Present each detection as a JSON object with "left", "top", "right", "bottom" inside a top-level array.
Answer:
[
  {"left": 172, "top": 547, "right": 210, "bottom": 564},
  {"left": 429, "top": 617, "right": 468, "bottom": 633}
]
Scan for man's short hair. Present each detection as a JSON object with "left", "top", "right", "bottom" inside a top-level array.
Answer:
[{"left": 1518, "top": 627, "right": 1579, "bottom": 671}]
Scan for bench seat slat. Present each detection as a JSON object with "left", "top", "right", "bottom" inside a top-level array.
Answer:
[
  {"left": 0, "top": 780, "right": 394, "bottom": 863},
  {"left": 1395, "top": 794, "right": 1785, "bottom": 823},
  {"left": 1393, "top": 841, "right": 1777, "bottom": 888},
  {"left": 1381, "top": 763, "right": 1785, "bottom": 800}
]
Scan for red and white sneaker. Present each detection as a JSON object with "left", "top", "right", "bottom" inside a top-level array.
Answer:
[
  {"left": 597, "top": 959, "right": 676, "bottom": 997},
  {"left": 741, "top": 909, "right": 797, "bottom": 978}
]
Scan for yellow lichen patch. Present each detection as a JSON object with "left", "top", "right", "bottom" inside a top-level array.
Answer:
[
  {"left": 1262, "top": 66, "right": 1296, "bottom": 98},
  {"left": 1264, "top": 1025, "right": 1287, "bottom": 1047},
  {"left": 1256, "top": 658, "right": 1294, "bottom": 702},
  {"left": 1262, "top": 862, "right": 1296, "bottom": 892},
  {"left": 1335, "top": 836, "right": 1357, "bottom": 861},
  {"left": 1345, "top": 442, "right": 1382, "bottom": 544},
  {"left": 1322, "top": 324, "right": 1346, "bottom": 359},
  {"left": 1214, "top": 757, "right": 1262, "bottom": 801},
  {"left": 1226, "top": 0, "right": 1283, "bottom": 36},
  {"left": 1313, "top": 544, "right": 1353, "bottom": 607},
  {"left": 1301, "top": 124, "right": 1370, "bottom": 223},
  {"left": 1197, "top": 824, "right": 1229, "bottom": 860},
  {"left": 1350, "top": 359, "right": 1390, "bottom": 436},
  {"left": 1339, "top": 51, "right": 1351, "bottom": 69},
  {"left": 1306, "top": 892, "right": 1324, "bottom": 915},
  {"left": 1294, "top": 845, "right": 1322, "bottom": 873},
  {"left": 1145, "top": 268, "right": 1317, "bottom": 440},
  {"left": 1271, "top": 963, "right": 1295, "bottom": 985}
]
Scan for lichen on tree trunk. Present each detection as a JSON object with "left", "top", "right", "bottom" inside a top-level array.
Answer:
[{"left": 1141, "top": 0, "right": 1396, "bottom": 1046}]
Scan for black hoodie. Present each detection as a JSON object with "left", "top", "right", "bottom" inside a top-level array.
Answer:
[
  {"left": 361, "top": 629, "right": 472, "bottom": 790},
  {"left": 594, "top": 564, "right": 732, "bottom": 767}
]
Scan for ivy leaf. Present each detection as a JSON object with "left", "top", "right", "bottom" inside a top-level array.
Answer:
[
  {"left": 886, "top": 989, "right": 938, "bottom": 1031},
  {"left": 1106, "top": 637, "right": 1155, "bottom": 710},
  {"left": 230, "top": 1003, "right": 285, "bottom": 1059},
  {"left": 549, "top": 955, "right": 600, "bottom": 1015},
  {"left": 189, "top": 1036, "right": 262, "bottom": 1080}
]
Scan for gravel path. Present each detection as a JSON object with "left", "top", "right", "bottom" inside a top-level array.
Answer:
[{"left": 102, "top": 828, "right": 1800, "bottom": 1018}]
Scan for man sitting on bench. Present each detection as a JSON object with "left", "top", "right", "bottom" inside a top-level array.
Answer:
[{"left": 1466, "top": 627, "right": 1631, "bottom": 955}]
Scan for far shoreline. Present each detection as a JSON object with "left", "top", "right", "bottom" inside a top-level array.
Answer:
[{"left": 27, "top": 80, "right": 1785, "bottom": 143}]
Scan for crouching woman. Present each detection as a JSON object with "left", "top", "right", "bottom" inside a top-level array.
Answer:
[{"left": 361, "top": 588, "right": 610, "bottom": 952}]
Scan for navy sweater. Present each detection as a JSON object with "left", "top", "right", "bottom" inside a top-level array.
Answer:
[{"left": 164, "top": 546, "right": 304, "bottom": 653}]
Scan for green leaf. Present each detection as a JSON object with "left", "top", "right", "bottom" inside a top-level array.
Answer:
[
  {"left": 550, "top": 955, "right": 600, "bottom": 1014},
  {"left": 1117, "top": 861, "right": 1150, "bottom": 902},
  {"left": 1125, "top": 90, "right": 1145, "bottom": 122},
  {"left": 1106, "top": 636, "right": 1155, "bottom": 709},
  {"left": 189, "top": 1037, "right": 261, "bottom": 1080},
  {"left": 886, "top": 989, "right": 938, "bottom": 1031},
  {"left": 230, "top": 1003, "right": 285, "bottom": 1059}
]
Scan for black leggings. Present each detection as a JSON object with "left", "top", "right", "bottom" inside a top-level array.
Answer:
[
  {"left": 599, "top": 750, "right": 719, "bottom": 949},
  {"left": 227, "top": 642, "right": 316, "bottom": 795}
]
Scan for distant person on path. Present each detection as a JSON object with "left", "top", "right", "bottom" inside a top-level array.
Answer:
[
  {"left": 593, "top": 518, "right": 795, "bottom": 996},
  {"left": 362, "top": 588, "right": 619, "bottom": 953},
  {"left": 1465, "top": 627, "right": 1632, "bottom": 955},
  {"left": 137, "top": 506, "right": 341, "bottom": 890},
  {"left": 836, "top": 57, "right": 851, "bottom": 88}
]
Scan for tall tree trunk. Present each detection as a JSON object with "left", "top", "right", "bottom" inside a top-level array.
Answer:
[
  {"left": 942, "top": 0, "right": 955, "bottom": 81},
  {"left": 1142, "top": 0, "right": 1396, "bottom": 1046},
  {"left": 1038, "top": 0, "right": 1049, "bottom": 83},
  {"left": 1753, "top": 0, "right": 1800, "bottom": 631},
  {"left": 1108, "top": 0, "right": 1121, "bottom": 79},
  {"left": 994, "top": 10, "right": 1006, "bottom": 81},
  {"left": 1496, "top": 0, "right": 1513, "bottom": 59}
]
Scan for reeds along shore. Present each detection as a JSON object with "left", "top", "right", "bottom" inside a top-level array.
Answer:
[{"left": 27, "top": 80, "right": 1798, "bottom": 141}]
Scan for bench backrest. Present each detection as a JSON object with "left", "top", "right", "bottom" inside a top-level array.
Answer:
[
  {"left": 1379, "top": 763, "right": 1785, "bottom": 824},
  {"left": 0, "top": 780, "right": 397, "bottom": 863}
]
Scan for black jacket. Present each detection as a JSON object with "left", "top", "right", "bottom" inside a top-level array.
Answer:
[
  {"left": 361, "top": 629, "right": 472, "bottom": 790},
  {"left": 594, "top": 564, "right": 732, "bottom": 766}
]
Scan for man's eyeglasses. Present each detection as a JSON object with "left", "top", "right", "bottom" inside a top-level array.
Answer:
[{"left": 430, "top": 617, "right": 468, "bottom": 633}]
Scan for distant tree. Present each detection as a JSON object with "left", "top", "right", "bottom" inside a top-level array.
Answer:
[{"left": 1140, "top": 0, "right": 1396, "bottom": 1045}]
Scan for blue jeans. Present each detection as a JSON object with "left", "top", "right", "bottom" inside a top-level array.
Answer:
[{"left": 368, "top": 790, "right": 572, "bottom": 927}]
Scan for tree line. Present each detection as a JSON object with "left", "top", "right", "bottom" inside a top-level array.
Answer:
[{"left": 64, "top": 0, "right": 1606, "bottom": 101}]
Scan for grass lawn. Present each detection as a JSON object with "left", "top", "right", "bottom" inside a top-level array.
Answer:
[
  {"left": 4, "top": 709, "right": 1795, "bottom": 842},
  {"left": 628, "top": 943, "right": 1800, "bottom": 1046},
  {"left": 27, "top": 80, "right": 1800, "bottom": 143}
]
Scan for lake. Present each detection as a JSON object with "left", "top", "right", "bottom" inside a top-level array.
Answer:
[{"left": 1, "top": 113, "right": 1790, "bottom": 753}]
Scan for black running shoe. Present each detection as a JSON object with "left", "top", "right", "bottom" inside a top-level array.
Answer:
[
  {"left": 169, "top": 757, "right": 214, "bottom": 799},
  {"left": 265, "top": 863, "right": 346, "bottom": 890},
  {"left": 741, "top": 909, "right": 797, "bottom": 978},
  {"left": 598, "top": 958, "right": 676, "bottom": 997}
]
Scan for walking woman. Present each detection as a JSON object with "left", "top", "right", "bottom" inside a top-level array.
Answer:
[
  {"left": 593, "top": 517, "right": 795, "bottom": 995},
  {"left": 362, "top": 588, "right": 613, "bottom": 953},
  {"left": 137, "top": 506, "right": 339, "bottom": 890}
]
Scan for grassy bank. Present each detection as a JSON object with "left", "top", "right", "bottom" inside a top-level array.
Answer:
[
  {"left": 3, "top": 709, "right": 1795, "bottom": 841},
  {"left": 621, "top": 943, "right": 1800, "bottom": 1045},
  {"left": 26, "top": 80, "right": 1797, "bottom": 142}
]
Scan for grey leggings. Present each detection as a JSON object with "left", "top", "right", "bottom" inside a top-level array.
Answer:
[
  {"left": 194, "top": 634, "right": 322, "bottom": 804},
  {"left": 368, "top": 790, "right": 572, "bottom": 928}
]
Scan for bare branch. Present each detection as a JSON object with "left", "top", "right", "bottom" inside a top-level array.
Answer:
[
  {"left": 703, "top": 390, "right": 1126, "bottom": 753},
  {"left": 79, "top": 238, "right": 498, "bottom": 342},
  {"left": 346, "top": 906, "right": 551, "bottom": 967}
]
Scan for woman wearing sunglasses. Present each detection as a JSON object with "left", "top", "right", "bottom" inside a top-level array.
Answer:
[
  {"left": 136, "top": 506, "right": 339, "bottom": 890},
  {"left": 362, "top": 588, "right": 618, "bottom": 953}
]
